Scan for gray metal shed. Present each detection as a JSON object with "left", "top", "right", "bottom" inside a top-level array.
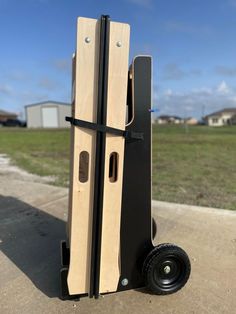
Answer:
[{"left": 25, "top": 101, "right": 71, "bottom": 128}]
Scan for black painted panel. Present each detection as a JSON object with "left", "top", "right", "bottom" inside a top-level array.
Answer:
[{"left": 118, "top": 56, "right": 154, "bottom": 291}]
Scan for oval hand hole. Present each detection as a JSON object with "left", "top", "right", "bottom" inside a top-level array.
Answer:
[
  {"left": 109, "top": 152, "right": 118, "bottom": 183},
  {"left": 79, "top": 151, "right": 89, "bottom": 183}
]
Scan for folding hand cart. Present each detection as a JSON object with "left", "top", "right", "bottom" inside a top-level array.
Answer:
[{"left": 60, "top": 15, "right": 191, "bottom": 300}]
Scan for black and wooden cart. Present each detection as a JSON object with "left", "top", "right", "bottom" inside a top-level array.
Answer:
[{"left": 60, "top": 15, "right": 191, "bottom": 300}]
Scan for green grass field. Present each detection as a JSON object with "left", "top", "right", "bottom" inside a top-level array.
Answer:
[
  {"left": 152, "top": 125, "right": 236, "bottom": 210},
  {"left": 0, "top": 128, "right": 70, "bottom": 187},
  {"left": 0, "top": 125, "right": 235, "bottom": 210}
]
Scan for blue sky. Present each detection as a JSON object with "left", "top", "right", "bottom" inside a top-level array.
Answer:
[{"left": 1, "top": 0, "right": 236, "bottom": 119}]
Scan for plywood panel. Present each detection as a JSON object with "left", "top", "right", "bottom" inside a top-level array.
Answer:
[
  {"left": 67, "top": 17, "right": 99, "bottom": 295},
  {"left": 99, "top": 21, "right": 130, "bottom": 293},
  {"left": 67, "top": 53, "right": 76, "bottom": 240}
]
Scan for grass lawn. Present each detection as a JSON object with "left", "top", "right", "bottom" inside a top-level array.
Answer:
[
  {"left": 0, "top": 128, "right": 70, "bottom": 187},
  {"left": 152, "top": 125, "right": 236, "bottom": 210},
  {"left": 0, "top": 125, "right": 235, "bottom": 210}
]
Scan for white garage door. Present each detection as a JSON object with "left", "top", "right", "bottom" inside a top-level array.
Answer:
[{"left": 42, "top": 107, "right": 58, "bottom": 128}]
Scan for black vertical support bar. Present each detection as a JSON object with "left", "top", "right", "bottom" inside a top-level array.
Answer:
[
  {"left": 117, "top": 56, "right": 153, "bottom": 292},
  {"left": 89, "top": 15, "right": 110, "bottom": 298}
]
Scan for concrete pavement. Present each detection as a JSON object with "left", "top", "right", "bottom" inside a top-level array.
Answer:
[{"left": 0, "top": 160, "right": 236, "bottom": 314}]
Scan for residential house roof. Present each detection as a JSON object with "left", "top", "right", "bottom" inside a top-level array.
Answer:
[
  {"left": 0, "top": 109, "right": 17, "bottom": 116},
  {"left": 158, "top": 115, "right": 182, "bottom": 120},
  {"left": 25, "top": 100, "right": 71, "bottom": 108},
  {"left": 205, "top": 108, "right": 236, "bottom": 118}
]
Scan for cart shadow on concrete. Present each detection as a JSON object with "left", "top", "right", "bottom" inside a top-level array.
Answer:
[{"left": 0, "top": 195, "right": 66, "bottom": 298}]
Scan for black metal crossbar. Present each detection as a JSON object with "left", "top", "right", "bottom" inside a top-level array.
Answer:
[{"left": 66, "top": 116, "right": 144, "bottom": 141}]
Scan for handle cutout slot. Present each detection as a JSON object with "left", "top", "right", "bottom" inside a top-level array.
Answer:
[
  {"left": 79, "top": 151, "right": 89, "bottom": 183},
  {"left": 109, "top": 152, "right": 118, "bottom": 182}
]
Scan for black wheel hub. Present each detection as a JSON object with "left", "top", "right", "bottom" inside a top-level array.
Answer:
[{"left": 153, "top": 254, "right": 185, "bottom": 291}]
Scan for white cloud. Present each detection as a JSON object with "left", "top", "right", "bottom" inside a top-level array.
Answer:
[
  {"left": 217, "top": 81, "right": 230, "bottom": 94},
  {"left": 192, "top": 87, "right": 212, "bottom": 95},
  {"left": 0, "top": 84, "right": 12, "bottom": 95},
  {"left": 162, "top": 63, "right": 202, "bottom": 81},
  {"left": 163, "top": 88, "right": 173, "bottom": 97},
  {"left": 162, "top": 64, "right": 185, "bottom": 80},
  {"left": 155, "top": 82, "right": 236, "bottom": 119},
  {"left": 184, "top": 105, "right": 193, "bottom": 111},
  {"left": 228, "top": 96, "right": 236, "bottom": 103},
  {"left": 215, "top": 65, "right": 236, "bottom": 77}
]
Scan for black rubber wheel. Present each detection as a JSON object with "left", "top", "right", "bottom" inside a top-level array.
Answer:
[
  {"left": 152, "top": 218, "right": 157, "bottom": 239},
  {"left": 143, "top": 243, "right": 191, "bottom": 295}
]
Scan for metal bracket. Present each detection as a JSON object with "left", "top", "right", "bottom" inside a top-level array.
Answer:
[{"left": 66, "top": 116, "right": 144, "bottom": 142}]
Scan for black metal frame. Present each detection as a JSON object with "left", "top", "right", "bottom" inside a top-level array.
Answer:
[
  {"left": 117, "top": 56, "right": 153, "bottom": 291},
  {"left": 90, "top": 14, "right": 110, "bottom": 299},
  {"left": 65, "top": 116, "right": 143, "bottom": 141}
]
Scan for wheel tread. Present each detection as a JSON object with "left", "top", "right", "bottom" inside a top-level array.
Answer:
[{"left": 143, "top": 243, "right": 191, "bottom": 295}]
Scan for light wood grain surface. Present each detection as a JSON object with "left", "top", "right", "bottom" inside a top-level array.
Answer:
[
  {"left": 99, "top": 21, "right": 130, "bottom": 293},
  {"left": 67, "top": 17, "right": 99, "bottom": 295}
]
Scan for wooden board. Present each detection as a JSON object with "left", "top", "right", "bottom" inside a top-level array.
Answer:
[
  {"left": 66, "top": 53, "right": 76, "bottom": 240},
  {"left": 99, "top": 21, "right": 130, "bottom": 293},
  {"left": 67, "top": 17, "right": 99, "bottom": 295},
  {"left": 67, "top": 17, "right": 130, "bottom": 295}
]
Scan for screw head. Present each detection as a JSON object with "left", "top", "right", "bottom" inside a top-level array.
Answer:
[
  {"left": 116, "top": 41, "right": 122, "bottom": 47},
  {"left": 163, "top": 265, "right": 171, "bottom": 274},
  {"left": 85, "top": 37, "right": 91, "bottom": 43},
  {"left": 121, "top": 278, "right": 128, "bottom": 286}
]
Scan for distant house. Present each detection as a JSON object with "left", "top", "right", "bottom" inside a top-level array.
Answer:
[
  {"left": 184, "top": 117, "right": 198, "bottom": 125},
  {"left": 204, "top": 108, "right": 236, "bottom": 126},
  {"left": 0, "top": 109, "right": 17, "bottom": 122},
  {"left": 25, "top": 101, "right": 71, "bottom": 128},
  {"left": 156, "top": 115, "right": 184, "bottom": 124}
]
